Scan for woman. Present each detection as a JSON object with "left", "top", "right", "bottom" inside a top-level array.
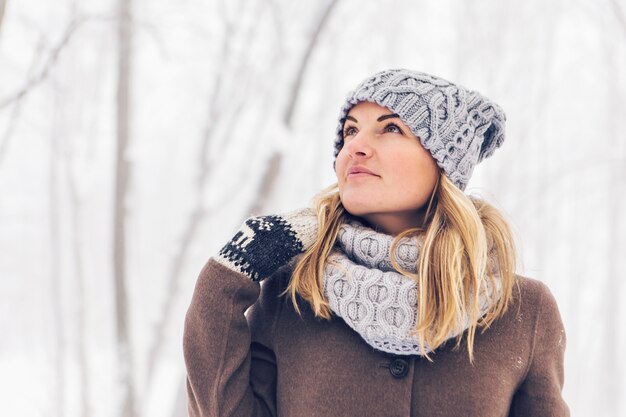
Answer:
[{"left": 183, "top": 69, "right": 569, "bottom": 416}]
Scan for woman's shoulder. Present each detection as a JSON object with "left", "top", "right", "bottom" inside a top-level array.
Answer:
[
  {"left": 510, "top": 274, "right": 561, "bottom": 314},
  {"left": 512, "top": 274, "right": 554, "bottom": 302},
  {"left": 499, "top": 274, "right": 566, "bottom": 341},
  {"left": 461, "top": 274, "right": 566, "bottom": 366}
]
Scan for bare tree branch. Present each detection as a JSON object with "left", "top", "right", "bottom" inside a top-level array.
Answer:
[
  {"left": 0, "top": 16, "right": 84, "bottom": 111},
  {"left": 0, "top": 32, "right": 47, "bottom": 167},
  {"left": 0, "top": 12, "right": 170, "bottom": 168},
  {"left": 64, "top": 122, "right": 92, "bottom": 417},
  {"left": 0, "top": 95, "right": 22, "bottom": 167},
  {"left": 48, "top": 100, "right": 66, "bottom": 417},
  {"left": 113, "top": 0, "right": 137, "bottom": 415},
  {"left": 283, "top": 0, "right": 340, "bottom": 128},
  {"left": 0, "top": 0, "right": 6, "bottom": 34}
]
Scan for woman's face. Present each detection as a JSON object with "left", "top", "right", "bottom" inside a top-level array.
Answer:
[{"left": 335, "top": 101, "right": 440, "bottom": 235}]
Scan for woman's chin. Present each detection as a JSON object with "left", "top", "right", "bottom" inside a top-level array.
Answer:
[{"left": 341, "top": 202, "right": 376, "bottom": 218}]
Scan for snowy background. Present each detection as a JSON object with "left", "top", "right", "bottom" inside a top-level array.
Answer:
[{"left": 1, "top": 0, "right": 625, "bottom": 416}]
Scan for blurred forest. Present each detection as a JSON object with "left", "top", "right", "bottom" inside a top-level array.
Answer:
[{"left": 0, "top": 0, "right": 625, "bottom": 416}]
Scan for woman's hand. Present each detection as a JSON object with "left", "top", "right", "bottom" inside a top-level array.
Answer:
[{"left": 214, "top": 207, "right": 318, "bottom": 282}]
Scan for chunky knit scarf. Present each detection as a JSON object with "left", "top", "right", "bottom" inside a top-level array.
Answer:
[{"left": 322, "top": 216, "right": 500, "bottom": 356}]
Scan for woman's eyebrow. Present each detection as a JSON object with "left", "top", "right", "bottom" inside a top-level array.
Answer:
[{"left": 344, "top": 113, "right": 400, "bottom": 123}]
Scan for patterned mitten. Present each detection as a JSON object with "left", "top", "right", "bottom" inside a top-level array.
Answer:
[{"left": 213, "top": 207, "right": 318, "bottom": 282}]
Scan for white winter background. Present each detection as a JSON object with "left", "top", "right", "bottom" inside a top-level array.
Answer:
[{"left": 1, "top": 0, "right": 625, "bottom": 416}]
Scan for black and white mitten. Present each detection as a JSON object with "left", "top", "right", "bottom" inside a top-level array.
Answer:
[{"left": 213, "top": 207, "right": 318, "bottom": 282}]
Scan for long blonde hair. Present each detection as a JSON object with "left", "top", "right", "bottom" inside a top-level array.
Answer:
[{"left": 281, "top": 171, "right": 517, "bottom": 363}]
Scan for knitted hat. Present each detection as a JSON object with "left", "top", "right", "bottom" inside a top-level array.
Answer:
[{"left": 332, "top": 69, "right": 506, "bottom": 191}]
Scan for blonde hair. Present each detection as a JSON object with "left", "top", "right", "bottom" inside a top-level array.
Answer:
[{"left": 281, "top": 171, "right": 516, "bottom": 363}]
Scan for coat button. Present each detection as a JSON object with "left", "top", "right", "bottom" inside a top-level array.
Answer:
[{"left": 389, "top": 358, "right": 409, "bottom": 378}]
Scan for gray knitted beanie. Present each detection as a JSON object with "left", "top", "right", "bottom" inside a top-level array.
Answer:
[{"left": 332, "top": 69, "right": 506, "bottom": 191}]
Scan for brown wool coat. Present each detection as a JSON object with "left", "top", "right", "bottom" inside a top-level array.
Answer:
[{"left": 183, "top": 257, "right": 570, "bottom": 417}]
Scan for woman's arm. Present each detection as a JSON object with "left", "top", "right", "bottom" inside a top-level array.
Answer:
[
  {"left": 183, "top": 208, "right": 317, "bottom": 417},
  {"left": 183, "top": 257, "right": 278, "bottom": 417},
  {"left": 509, "top": 281, "right": 570, "bottom": 417}
]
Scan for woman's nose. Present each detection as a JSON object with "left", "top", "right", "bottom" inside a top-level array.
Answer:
[{"left": 345, "top": 131, "right": 374, "bottom": 157}]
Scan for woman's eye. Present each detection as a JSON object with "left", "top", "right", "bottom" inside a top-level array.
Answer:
[
  {"left": 385, "top": 123, "right": 402, "bottom": 133},
  {"left": 343, "top": 126, "right": 357, "bottom": 137}
]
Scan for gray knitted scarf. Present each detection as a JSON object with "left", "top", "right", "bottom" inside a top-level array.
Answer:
[{"left": 322, "top": 216, "right": 500, "bottom": 356}]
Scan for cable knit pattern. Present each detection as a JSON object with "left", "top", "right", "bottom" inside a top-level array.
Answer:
[
  {"left": 332, "top": 69, "right": 506, "bottom": 191},
  {"left": 323, "top": 217, "right": 501, "bottom": 356}
]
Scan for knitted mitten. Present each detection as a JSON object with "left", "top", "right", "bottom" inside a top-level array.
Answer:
[{"left": 213, "top": 207, "right": 318, "bottom": 282}]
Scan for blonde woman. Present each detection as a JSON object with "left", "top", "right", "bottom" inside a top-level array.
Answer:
[{"left": 183, "top": 69, "right": 569, "bottom": 416}]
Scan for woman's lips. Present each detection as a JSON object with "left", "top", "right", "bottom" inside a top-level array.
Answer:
[{"left": 347, "top": 172, "right": 377, "bottom": 179}]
